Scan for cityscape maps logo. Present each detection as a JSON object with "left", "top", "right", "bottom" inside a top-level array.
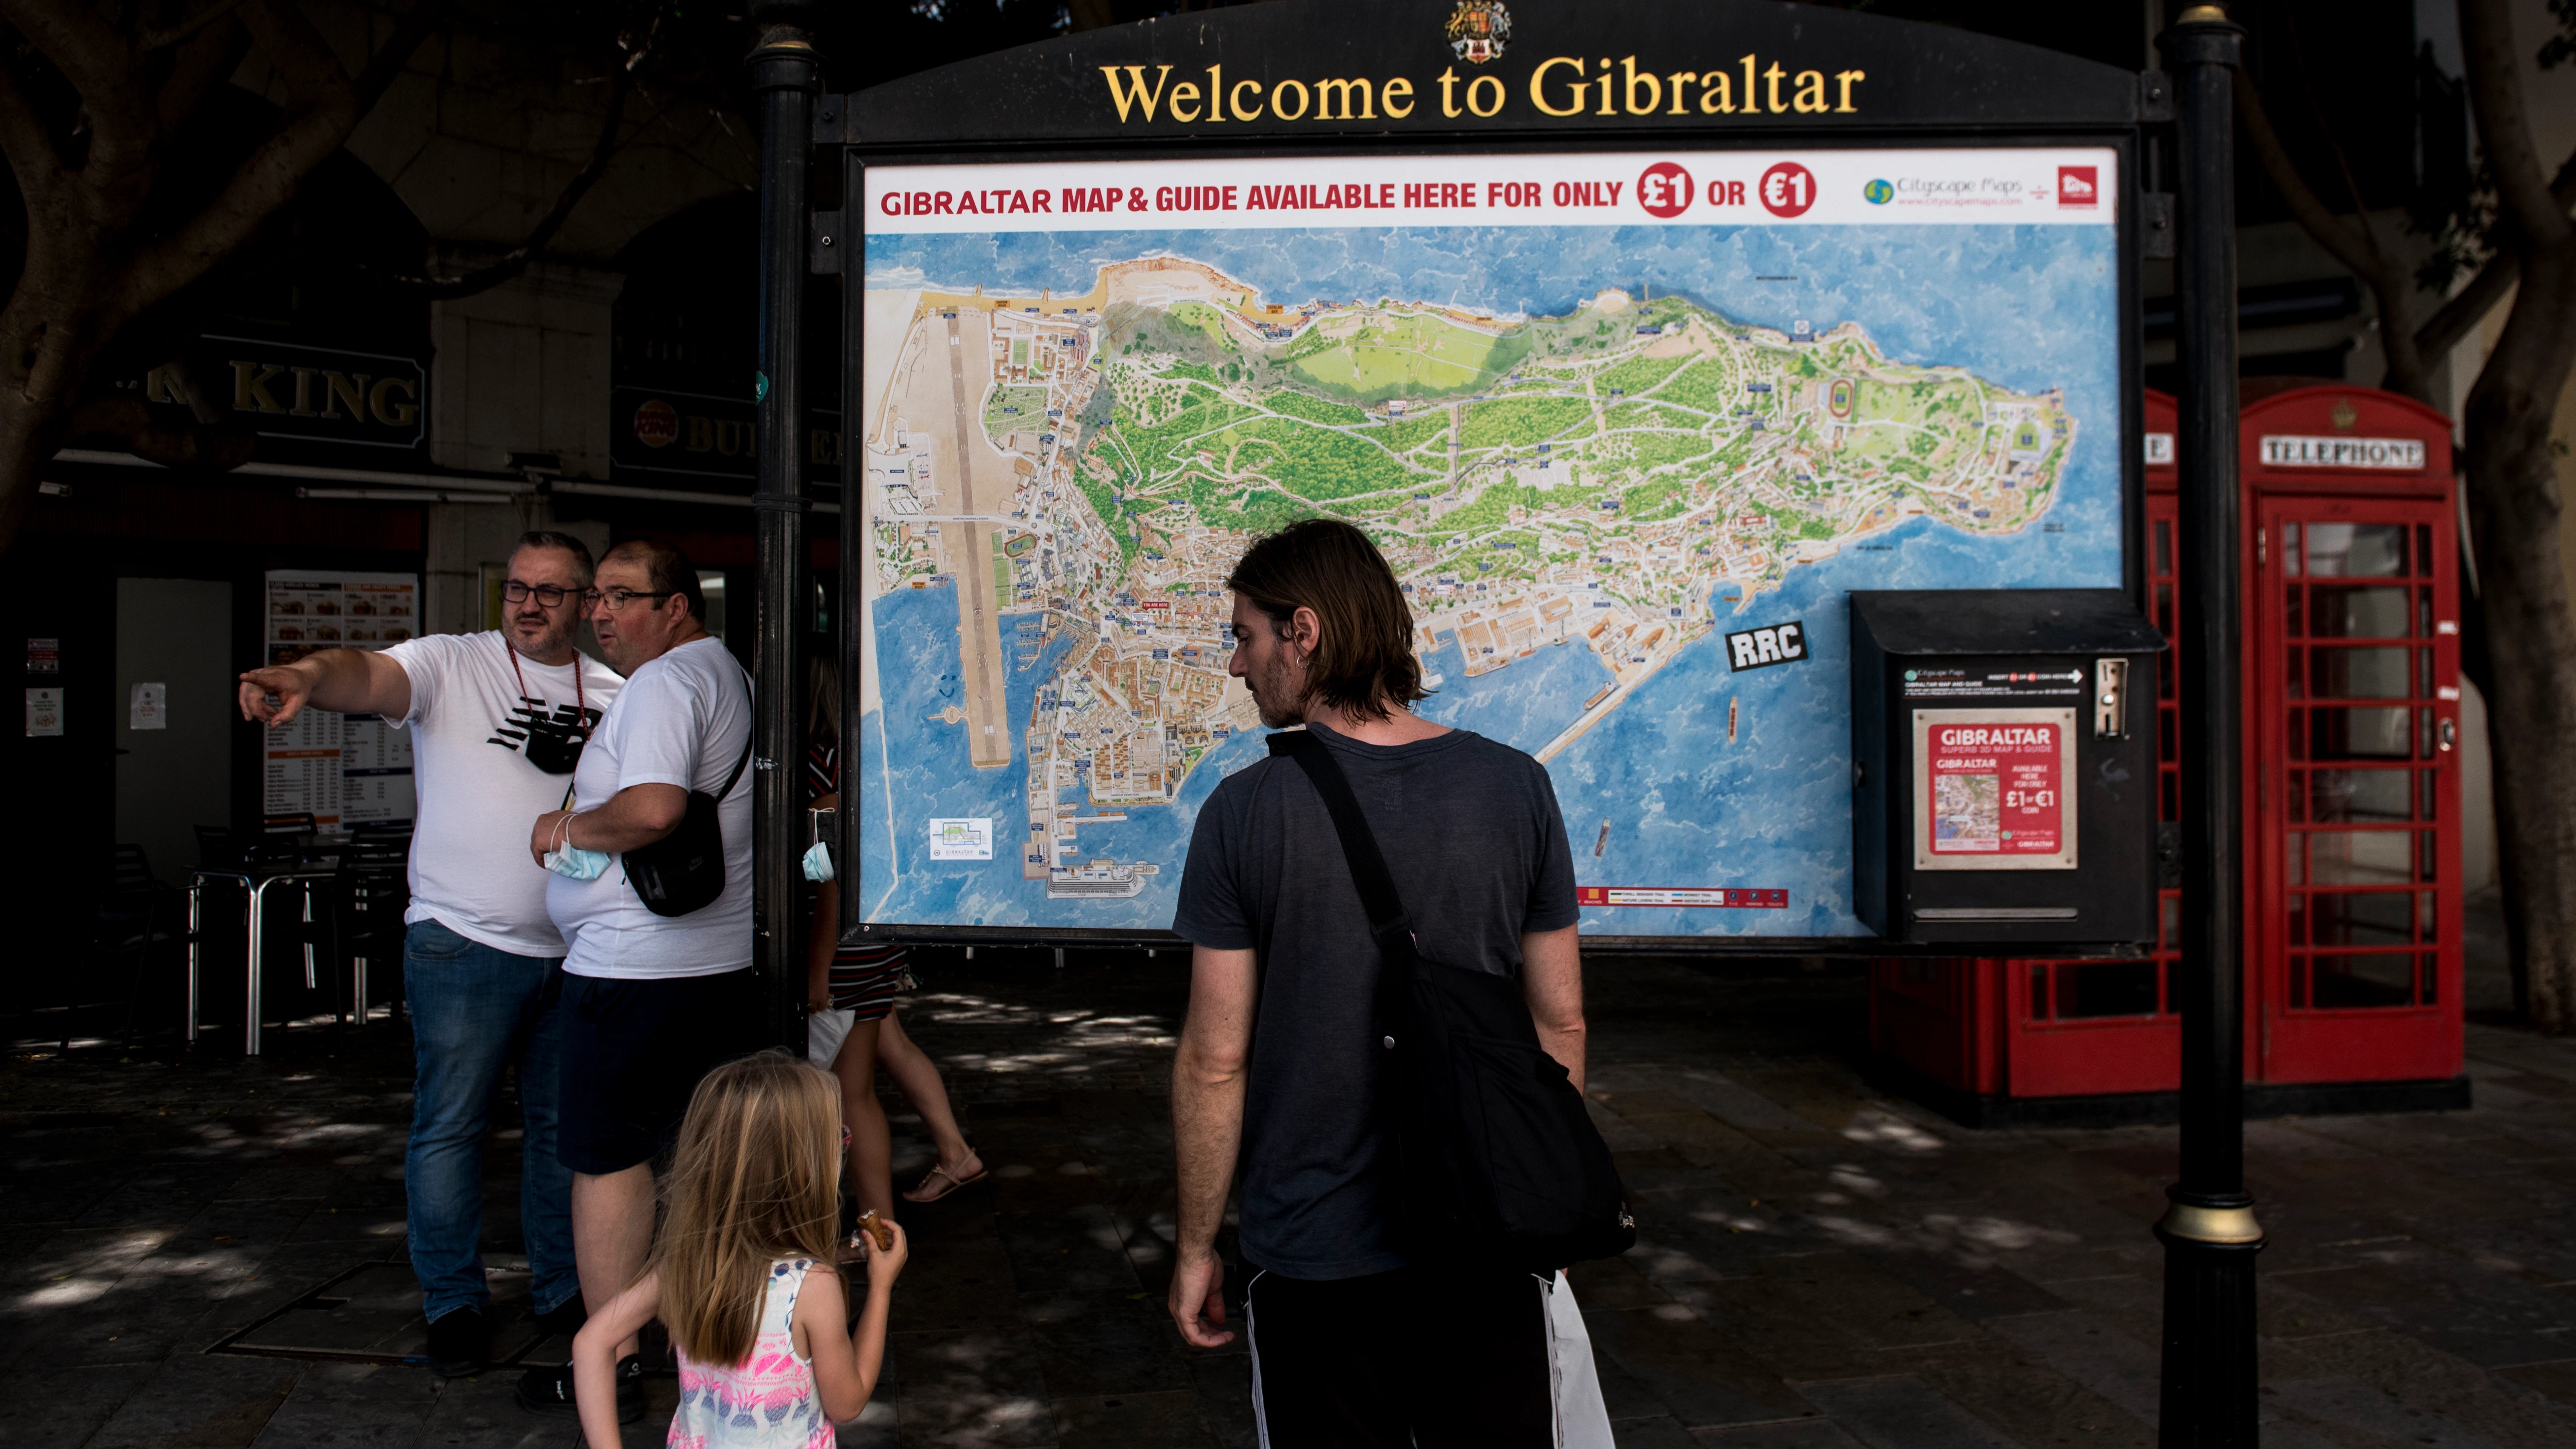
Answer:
[{"left": 1863, "top": 178, "right": 1894, "bottom": 205}]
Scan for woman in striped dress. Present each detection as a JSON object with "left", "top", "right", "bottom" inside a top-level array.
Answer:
[{"left": 806, "top": 657, "right": 985, "bottom": 1223}]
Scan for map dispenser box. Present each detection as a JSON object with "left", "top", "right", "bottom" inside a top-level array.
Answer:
[{"left": 1849, "top": 590, "right": 2166, "bottom": 947}]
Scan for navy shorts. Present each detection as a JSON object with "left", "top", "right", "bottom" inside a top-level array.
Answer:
[{"left": 555, "top": 970, "right": 758, "bottom": 1175}]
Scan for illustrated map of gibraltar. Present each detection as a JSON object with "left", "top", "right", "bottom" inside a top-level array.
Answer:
[{"left": 859, "top": 175, "right": 2122, "bottom": 936}]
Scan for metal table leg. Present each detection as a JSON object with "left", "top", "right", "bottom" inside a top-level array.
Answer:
[
  {"left": 186, "top": 876, "right": 203, "bottom": 1044},
  {"left": 245, "top": 875, "right": 290, "bottom": 1056}
]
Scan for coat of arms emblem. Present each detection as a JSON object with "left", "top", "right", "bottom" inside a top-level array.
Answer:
[{"left": 1445, "top": 0, "right": 1510, "bottom": 64}]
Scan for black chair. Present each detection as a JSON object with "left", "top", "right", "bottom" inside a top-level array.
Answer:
[
  {"left": 334, "top": 832, "right": 411, "bottom": 1030},
  {"left": 245, "top": 812, "right": 321, "bottom": 870},
  {"left": 77, "top": 844, "right": 179, "bottom": 1048},
  {"left": 194, "top": 825, "right": 241, "bottom": 874}
]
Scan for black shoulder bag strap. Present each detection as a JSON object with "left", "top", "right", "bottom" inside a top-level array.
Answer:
[
  {"left": 1267, "top": 729, "right": 1425, "bottom": 1211},
  {"left": 1266, "top": 730, "right": 1410, "bottom": 956},
  {"left": 711, "top": 681, "right": 756, "bottom": 802}
]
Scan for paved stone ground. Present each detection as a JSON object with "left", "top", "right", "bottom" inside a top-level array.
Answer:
[{"left": 6, "top": 947, "right": 2576, "bottom": 1447}]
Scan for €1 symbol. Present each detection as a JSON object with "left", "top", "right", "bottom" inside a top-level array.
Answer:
[
  {"left": 1760, "top": 161, "right": 1816, "bottom": 218},
  {"left": 1637, "top": 162, "right": 1693, "bottom": 219}
]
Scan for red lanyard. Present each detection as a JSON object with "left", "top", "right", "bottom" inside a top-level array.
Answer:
[{"left": 505, "top": 637, "right": 587, "bottom": 736}]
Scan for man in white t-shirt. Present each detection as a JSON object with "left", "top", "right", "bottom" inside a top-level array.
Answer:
[
  {"left": 237, "top": 531, "right": 621, "bottom": 1380},
  {"left": 513, "top": 538, "right": 755, "bottom": 1425}
]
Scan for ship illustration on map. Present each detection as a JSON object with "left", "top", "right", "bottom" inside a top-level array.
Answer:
[{"left": 862, "top": 253, "right": 2077, "bottom": 913}]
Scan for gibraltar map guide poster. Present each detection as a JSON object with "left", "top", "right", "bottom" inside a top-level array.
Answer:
[{"left": 856, "top": 147, "right": 2123, "bottom": 936}]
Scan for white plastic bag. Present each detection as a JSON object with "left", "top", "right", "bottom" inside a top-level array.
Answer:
[
  {"left": 808, "top": 1006, "right": 855, "bottom": 1070},
  {"left": 1548, "top": 1270, "right": 1615, "bottom": 1448}
]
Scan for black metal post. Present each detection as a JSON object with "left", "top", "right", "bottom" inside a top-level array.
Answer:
[
  {"left": 749, "top": 17, "right": 820, "bottom": 1052},
  {"left": 2158, "top": 8, "right": 2262, "bottom": 1446}
]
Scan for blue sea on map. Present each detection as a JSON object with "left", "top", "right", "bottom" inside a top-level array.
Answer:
[{"left": 860, "top": 223, "right": 2121, "bottom": 936}]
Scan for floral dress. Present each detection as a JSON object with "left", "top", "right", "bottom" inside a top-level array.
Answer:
[{"left": 668, "top": 1259, "right": 832, "bottom": 1449}]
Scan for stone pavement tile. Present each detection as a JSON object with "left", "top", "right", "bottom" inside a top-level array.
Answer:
[
  {"left": 246, "top": 1360, "right": 440, "bottom": 1447},
  {"left": 2262, "top": 1329, "right": 2576, "bottom": 1447},
  {"left": 886, "top": 1236, "right": 1026, "bottom": 1334},
  {"left": 1688, "top": 1417, "right": 1869, "bottom": 1446},
  {"left": 0, "top": 1363, "right": 144, "bottom": 1449},
  {"left": 1599, "top": 1414, "right": 1697, "bottom": 1448},
  {"left": 886, "top": 1329, "right": 1057, "bottom": 1448},
  {"left": 1566, "top": 1253, "right": 1676, "bottom": 1309},
  {"left": 1019, "top": 1289, "right": 1195, "bottom": 1397},
  {"left": 407, "top": 1370, "right": 575, "bottom": 1449},
  {"left": 1855, "top": 1246, "right": 2069, "bottom": 1322},
  {"left": 1581, "top": 1301, "right": 1819, "bottom": 1427},
  {"left": 1185, "top": 1352, "right": 1258, "bottom": 1449},
  {"left": 1792, "top": 1377, "right": 2019, "bottom": 1449},
  {"left": 2030, "top": 1272, "right": 2162, "bottom": 1346},
  {"left": 1983, "top": 1308, "right": 2159, "bottom": 1423},
  {"left": 1050, "top": 1389, "right": 1214, "bottom": 1449},
  {"left": 997, "top": 1204, "right": 1139, "bottom": 1294},
  {"left": 1693, "top": 1253, "right": 1980, "bottom": 1384},
  {"left": 2271, "top": 1258, "right": 2576, "bottom": 1367},
  {"left": 1902, "top": 1338, "right": 2156, "bottom": 1449},
  {"left": 2263, "top": 1375, "right": 2513, "bottom": 1449},
  {"left": 2494, "top": 1358, "right": 2576, "bottom": 1411},
  {"left": 1101, "top": 1176, "right": 1178, "bottom": 1294},
  {"left": 984, "top": 1156, "right": 1112, "bottom": 1218}
]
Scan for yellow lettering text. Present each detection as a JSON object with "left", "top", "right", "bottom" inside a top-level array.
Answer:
[
  {"left": 1835, "top": 68, "right": 1865, "bottom": 112},
  {"left": 1529, "top": 56, "right": 1586, "bottom": 117},
  {"left": 1382, "top": 75, "right": 1415, "bottom": 118},
  {"left": 1316, "top": 77, "right": 1375, "bottom": 120},
  {"left": 1793, "top": 69, "right": 1827, "bottom": 113},
  {"left": 1099, "top": 65, "right": 1174, "bottom": 122}
]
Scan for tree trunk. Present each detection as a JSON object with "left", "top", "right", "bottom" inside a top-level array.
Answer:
[{"left": 2463, "top": 241, "right": 2576, "bottom": 1031}]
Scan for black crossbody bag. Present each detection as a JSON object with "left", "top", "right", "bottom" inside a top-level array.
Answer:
[
  {"left": 1268, "top": 729, "right": 1636, "bottom": 1273},
  {"left": 623, "top": 689, "right": 755, "bottom": 919}
]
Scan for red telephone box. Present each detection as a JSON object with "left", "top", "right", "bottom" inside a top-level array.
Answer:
[{"left": 1870, "top": 387, "right": 2467, "bottom": 1123}]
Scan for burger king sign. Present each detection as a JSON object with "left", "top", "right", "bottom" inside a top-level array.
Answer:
[{"left": 632, "top": 398, "right": 679, "bottom": 448}]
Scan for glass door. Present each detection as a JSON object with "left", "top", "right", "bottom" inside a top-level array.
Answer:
[{"left": 2252, "top": 497, "right": 2463, "bottom": 1083}]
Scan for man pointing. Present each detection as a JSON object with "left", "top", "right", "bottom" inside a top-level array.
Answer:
[{"left": 238, "top": 531, "right": 620, "bottom": 1378}]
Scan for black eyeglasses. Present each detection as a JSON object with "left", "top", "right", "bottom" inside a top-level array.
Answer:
[
  {"left": 593, "top": 588, "right": 677, "bottom": 611},
  {"left": 502, "top": 581, "right": 587, "bottom": 607}
]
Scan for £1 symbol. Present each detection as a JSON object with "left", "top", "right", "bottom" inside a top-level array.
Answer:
[
  {"left": 1637, "top": 162, "right": 1693, "bottom": 219},
  {"left": 1759, "top": 161, "right": 1816, "bottom": 218}
]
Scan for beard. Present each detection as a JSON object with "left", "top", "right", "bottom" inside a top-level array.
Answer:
[{"left": 1248, "top": 647, "right": 1307, "bottom": 728}]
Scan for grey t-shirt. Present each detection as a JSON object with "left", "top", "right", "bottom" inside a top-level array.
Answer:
[{"left": 1170, "top": 723, "right": 1579, "bottom": 1280}]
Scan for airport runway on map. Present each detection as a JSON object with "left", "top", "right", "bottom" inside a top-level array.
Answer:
[{"left": 942, "top": 307, "right": 1014, "bottom": 770}]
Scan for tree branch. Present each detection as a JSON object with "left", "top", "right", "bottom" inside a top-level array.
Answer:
[
  {"left": 154, "top": 16, "right": 253, "bottom": 132},
  {"left": 389, "top": 61, "right": 633, "bottom": 300},
  {"left": 2462, "top": 0, "right": 2573, "bottom": 248},
  {"left": 2237, "top": 69, "right": 2431, "bottom": 402},
  {"left": 0, "top": 0, "right": 157, "bottom": 175},
  {"left": 114, "top": 0, "right": 437, "bottom": 320},
  {"left": 2412, "top": 149, "right": 2576, "bottom": 363},
  {"left": 139, "top": 0, "right": 249, "bottom": 52},
  {"left": 351, "top": 0, "right": 444, "bottom": 114}
]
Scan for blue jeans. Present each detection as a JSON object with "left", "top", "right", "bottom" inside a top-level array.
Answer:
[{"left": 402, "top": 918, "right": 576, "bottom": 1322}]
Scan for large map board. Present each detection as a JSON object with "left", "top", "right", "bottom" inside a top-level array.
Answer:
[{"left": 855, "top": 148, "right": 2124, "bottom": 937}]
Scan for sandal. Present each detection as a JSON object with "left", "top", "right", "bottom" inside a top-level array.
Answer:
[{"left": 903, "top": 1151, "right": 988, "bottom": 1203}]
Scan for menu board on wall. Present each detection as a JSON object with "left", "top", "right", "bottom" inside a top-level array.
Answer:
[{"left": 263, "top": 570, "right": 419, "bottom": 828}]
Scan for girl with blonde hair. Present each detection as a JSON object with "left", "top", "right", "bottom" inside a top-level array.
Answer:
[{"left": 572, "top": 1051, "right": 907, "bottom": 1449}]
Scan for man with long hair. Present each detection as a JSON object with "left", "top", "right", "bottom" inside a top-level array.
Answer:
[{"left": 1165, "top": 518, "right": 1594, "bottom": 1444}]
